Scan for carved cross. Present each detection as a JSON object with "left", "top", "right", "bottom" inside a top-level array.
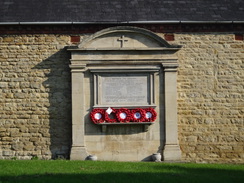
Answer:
[{"left": 117, "top": 35, "right": 128, "bottom": 48}]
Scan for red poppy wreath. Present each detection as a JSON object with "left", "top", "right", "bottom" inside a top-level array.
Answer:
[
  {"left": 105, "top": 107, "right": 117, "bottom": 123},
  {"left": 144, "top": 108, "right": 157, "bottom": 122},
  {"left": 131, "top": 108, "right": 146, "bottom": 122},
  {"left": 90, "top": 108, "right": 105, "bottom": 124},
  {"left": 116, "top": 108, "right": 131, "bottom": 123}
]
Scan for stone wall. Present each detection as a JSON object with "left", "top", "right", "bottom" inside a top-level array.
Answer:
[
  {"left": 0, "top": 34, "right": 73, "bottom": 159},
  {"left": 0, "top": 31, "right": 243, "bottom": 163},
  {"left": 171, "top": 33, "right": 244, "bottom": 163}
]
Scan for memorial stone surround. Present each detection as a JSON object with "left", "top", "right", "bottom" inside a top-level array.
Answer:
[
  {"left": 68, "top": 27, "right": 181, "bottom": 161},
  {"left": 0, "top": 0, "right": 243, "bottom": 163}
]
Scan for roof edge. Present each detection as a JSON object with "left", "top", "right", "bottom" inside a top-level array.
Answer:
[{"left": 0, "top": 21, "right": 244, "bottom": 25}]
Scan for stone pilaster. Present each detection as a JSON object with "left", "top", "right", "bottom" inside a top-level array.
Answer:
[
  {"left": 162, "top": 62, "right": 181, "bottom": 161},
  {"left": 69, "top": 63, "right": 88, "bottom": 160}
]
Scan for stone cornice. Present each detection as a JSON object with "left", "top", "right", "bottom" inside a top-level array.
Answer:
[
  {"left": 161, "top": 62, "right": 179, "bottom": 72},
  {"left": 69, "top": 63, "right": 86, "bottom": 72}
]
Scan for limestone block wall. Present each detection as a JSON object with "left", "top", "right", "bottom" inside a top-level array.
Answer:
[
  {"left": 0, "top": 35, "right": 73, "bottom": 159},
  {"left": 0, "top": 31, "right": 243, "bottom": 163},
  {"left": 169, "top": 33, "right": 243, "bottom": 163}
]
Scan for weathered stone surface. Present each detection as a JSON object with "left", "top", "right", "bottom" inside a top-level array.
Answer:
[
  {"left": 0, "top": 34, "right": 72, "bottom": 160},
  {"left": 2, "top": 151, "right": 14, "bottom": 156},
  {"left": 0, "top": 128, "right": 6, "bottom": 132},
  {"left": 174, "top": 33, "right": 244, "bottom": 163}
]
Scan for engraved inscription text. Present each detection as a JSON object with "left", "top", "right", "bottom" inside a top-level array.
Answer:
[{"left": 101, "top": 76, "right": 148, "bottom": 105}]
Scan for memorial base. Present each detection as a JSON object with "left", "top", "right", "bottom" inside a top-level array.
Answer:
[
  {"left": 70, "top": 146, "right": 88, "bottom": 160},
  {"left": 163, "top": 144, "right": 181, "bottom": 161}
]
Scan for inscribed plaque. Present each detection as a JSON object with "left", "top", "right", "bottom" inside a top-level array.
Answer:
[{"left": 101, "top": 75, "right": 149, "bottom": 105}]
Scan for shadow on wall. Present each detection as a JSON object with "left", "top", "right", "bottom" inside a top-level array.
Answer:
[{"left": 33, "top": 47, "right": 72, "bottom": 159}]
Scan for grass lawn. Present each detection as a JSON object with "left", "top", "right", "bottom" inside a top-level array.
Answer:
[{"left": 0, "top": 160, "right": 243, "bottom": 183}]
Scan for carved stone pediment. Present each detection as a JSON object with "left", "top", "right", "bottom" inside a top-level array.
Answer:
[
  {"left": 78, "top": 26, "right": 175, "bottom": 49},
  {"left": 68, "top": 26, "right": 181, "bottom": 62}
]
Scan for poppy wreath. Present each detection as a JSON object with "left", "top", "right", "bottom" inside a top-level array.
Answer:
[
  {"left": 90, "top": 108, "right": 105, "bottom": 124},
  {"left": 144, "top": 108, "right": 157, "bottom": 122},
  {"left": 116, "top": 108, "right": 132, "bottom": 123},
  {"left": 104, "top": 108, "right": 117, "bottom": 123},
  {"left": 131, "top": 108, "right": 146, "bottom": 122}
]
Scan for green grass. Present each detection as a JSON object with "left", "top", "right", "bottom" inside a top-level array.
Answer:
[{"left": 0, "top": 160, "right": 243, "bottom": 183}]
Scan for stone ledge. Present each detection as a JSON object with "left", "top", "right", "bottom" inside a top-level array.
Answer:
[{"left": 97, "top": 122, "right": 154, "bottom": 133}]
